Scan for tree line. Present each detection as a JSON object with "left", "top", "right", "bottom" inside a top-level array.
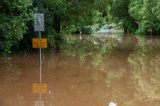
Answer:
[
  {"left": 110, "top": 0, "right": 160, "bottom": 34},
  {"left": 0, "top": 0, "right": 160, "bottom": 55}
]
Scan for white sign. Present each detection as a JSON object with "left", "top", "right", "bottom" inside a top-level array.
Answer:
[
  {"left": 34, "top": 100, "right": 44, "bottom": 106},
  {"left": 34, "top": 13, "right": 44, "bottom": 31}
]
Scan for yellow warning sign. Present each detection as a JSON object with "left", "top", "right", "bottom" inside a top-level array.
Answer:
[
  {"left": 32, "top": 38, "right": 47, "bottom": 48},
  {"left": 32, "top": 84, "right": 48, "bottom": 93}
]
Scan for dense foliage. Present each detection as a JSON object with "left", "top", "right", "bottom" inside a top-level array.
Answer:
[
  {"left": 129, "top": 0, "right": 160, "bottom": 34},
  {"left": 109, "top": 0, "right": 160, "bottom": 34},
  {"left": 0, "top": 0, "right": 33, "bottom": 55},
  {"left": 1, "top": 0, "right": 160, "bottom": 55}
]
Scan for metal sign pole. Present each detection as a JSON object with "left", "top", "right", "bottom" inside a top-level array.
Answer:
[
  {"left": 39, "top": 30, "right": 42, "bottom": 102},
  {"left": 39, "top": 30, "right": 42, "bottom": 84}
]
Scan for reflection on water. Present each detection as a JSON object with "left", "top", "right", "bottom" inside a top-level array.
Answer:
[
  {"left": 0, "top": 34, "right": 160, "bottom": 106},
  {"left": 128, "top": 41, "right": 160, "bottom": 101}
]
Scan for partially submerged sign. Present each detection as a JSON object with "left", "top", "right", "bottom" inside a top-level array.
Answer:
[
  {"left": 32, "top": 38, "right": 47, "bottom": 48},
  {"left": 34, "top": 13, "right": 44, "bottom": 31},
  {"left": 32, "top": 84, "right": 48, "bottom": 93},
  {"left": 34, "top": 100, "right": 44, "bottom": 106}
]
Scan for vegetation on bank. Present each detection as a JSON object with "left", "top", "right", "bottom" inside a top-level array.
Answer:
[{"left": 1, "top": 0, "right": 160, "bottom": 55}]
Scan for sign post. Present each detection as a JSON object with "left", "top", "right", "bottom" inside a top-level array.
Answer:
[
  {"left": 34, "top": 13, "right": 45, "bottom": 84},
  {"left": 33, "top": 13, "right": 48, "bottom": 106}
]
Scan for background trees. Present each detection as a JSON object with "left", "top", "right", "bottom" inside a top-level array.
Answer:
[
  {"left": 129, "top": 0, "right": 160, "bottom": 34},
  {"left": 0, "top": 0, "right": 109, "bottom": 55},
  {"left": 0, "top": 0, "right": 33, "bottom": 55},
  {"left": 39, "top": 0, "right": 109, "bottom": 51},
  {"left": 1, "top": 0, "right": 160, "bottom": 55},
  {"left": 109, "top": 0, "right": 138, "bottom": 33},
  {"left": 109, "top": 0, "right": 160, "bottom": 34}
]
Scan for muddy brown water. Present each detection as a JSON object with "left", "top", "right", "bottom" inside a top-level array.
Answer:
[{"left": 0, "top": 34, "right": 160, "bottom": 106}]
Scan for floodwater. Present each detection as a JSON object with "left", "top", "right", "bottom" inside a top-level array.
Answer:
[{"left": 0, "top": 33, "right": 160, "bottom": 106}]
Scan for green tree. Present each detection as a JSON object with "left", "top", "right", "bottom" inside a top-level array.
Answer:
[
  {"left": 110, "top": 0, "right": 138, "bottom": 33},
  {"left": 155, "top": 0, "right": 160, "bottom": 32},
  {"left": 129, "top": 0, "right": 143, "bottom": 22},
  {"left": 129, "top": 0, "right": 160, "bottom": 34},
  {"left": 40, "top": 0, "right": 109, "bottom": 52},
  {"left": 0, "top": 0, "right": 33, "bottom": 55}
]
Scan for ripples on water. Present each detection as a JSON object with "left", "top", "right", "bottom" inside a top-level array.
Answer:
[{"left": 0, "top": 34, "right": 160, "bottom": 106}]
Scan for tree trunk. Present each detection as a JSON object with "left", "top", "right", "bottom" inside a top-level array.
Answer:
[
  {"left": 124, "top": 26, "right": 128, "bottom": 33},
  {"left": 53, "top": 15, "right": 61, "bottom": 53},
  {"left": 53, "top": 16, "right": 61, "bottom": 33},
  {"left": 123, "top": 19, "right": 128, "bottom": 33}
]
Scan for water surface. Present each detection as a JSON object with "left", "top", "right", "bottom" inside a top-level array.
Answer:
[{"left": 0, "top": 34, "right": 160, "bottom": 106}]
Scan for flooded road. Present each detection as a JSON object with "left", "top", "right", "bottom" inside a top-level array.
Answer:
[{"left": 0, "top": 34, "right": 160, "bottom": 106}]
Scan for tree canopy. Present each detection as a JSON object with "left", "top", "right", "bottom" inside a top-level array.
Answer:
[{"left": 0, "top": 0, "right": 33, "bottom": 55}]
